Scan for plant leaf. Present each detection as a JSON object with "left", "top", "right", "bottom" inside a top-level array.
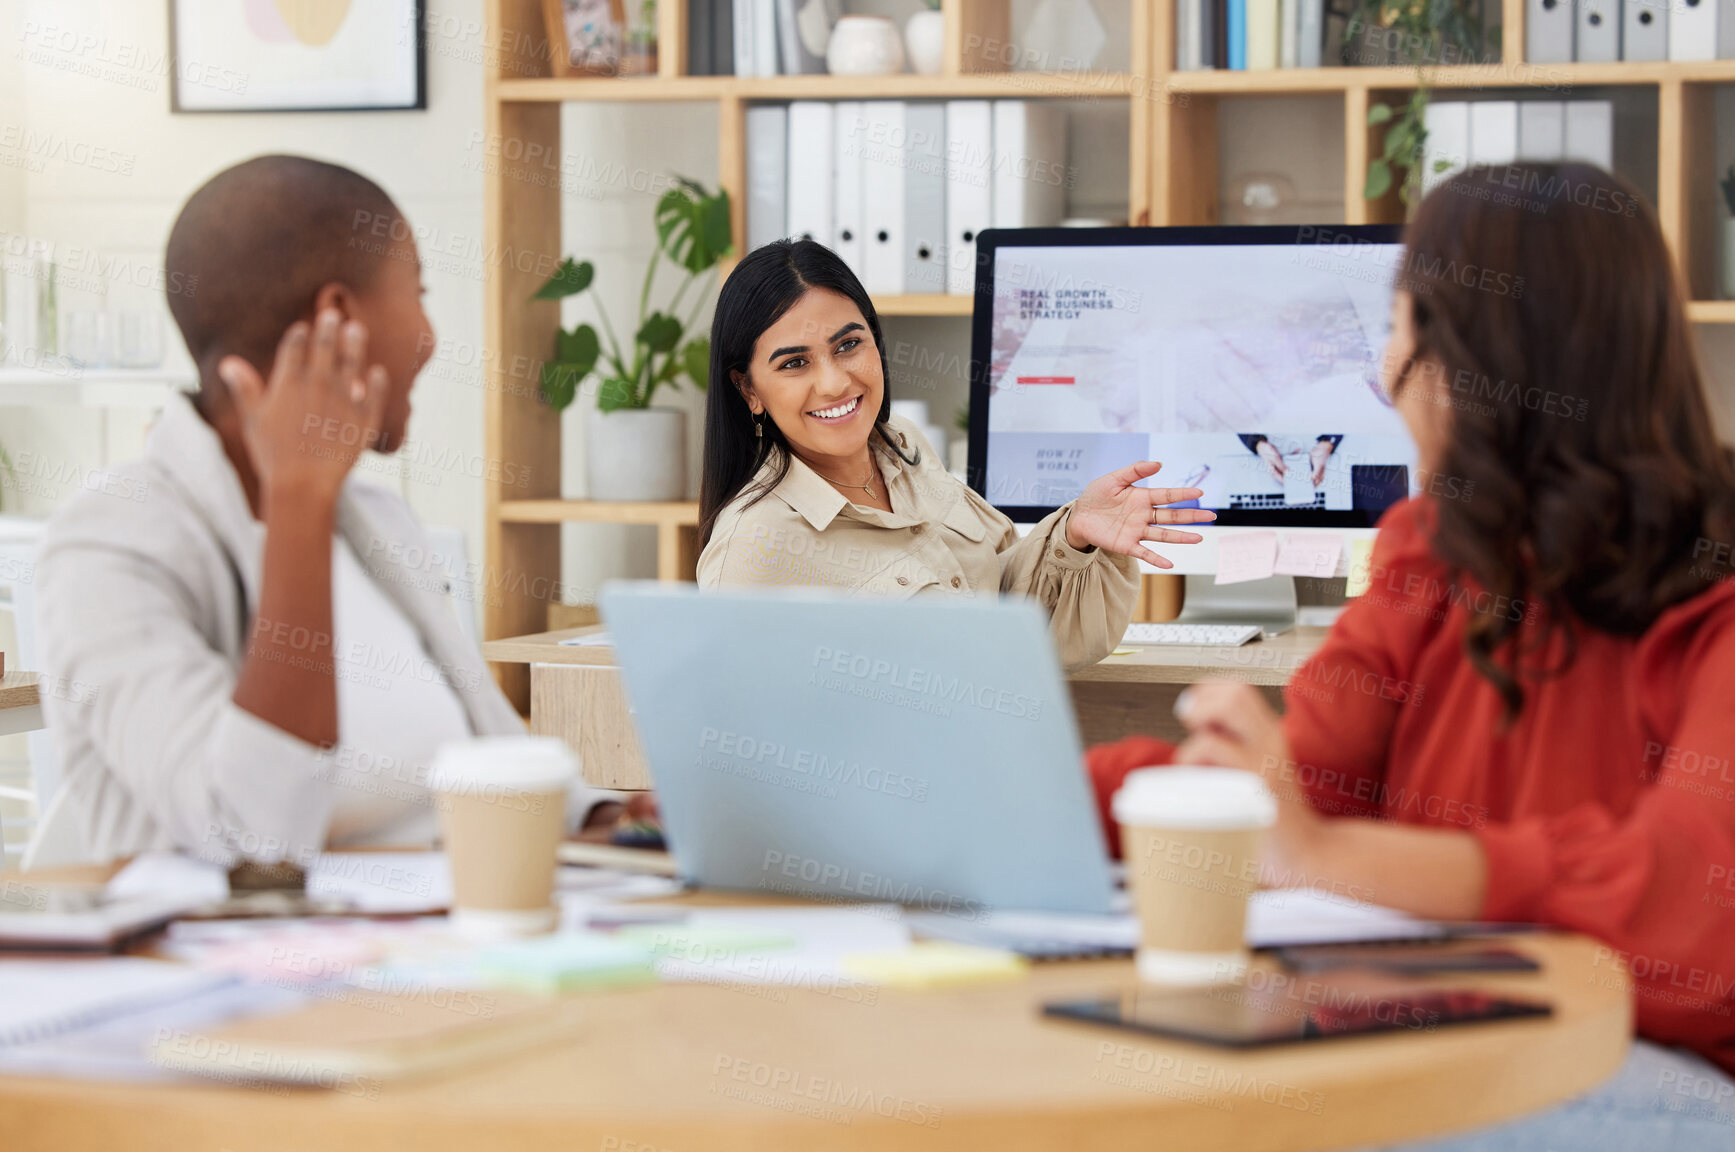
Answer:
[
  {"left": 532, "top": 258, "right": 594, "bottom": 300},
  {"left": 555, "top": 323, "right": 600, "bottom": 376},
  {"left": 1367, "top": 103, "right": 1394, "bottom": 125},
  {"left": 1365, "top": 160, "right": 1393, "bottom": 201},
  {"left": 540, "top": 362, "right": 582, "bottom": 411},
  {"left": 636, "top": 311, "right": 683, "bottom": 354},
  {"left": 597, "top": 377, "right": 640, "bottom": 411},
  {"left": 678, "top": 337, "right": 710, "bottom": 390},
  {"left": 655, "top": 177, "right": 734, "bottom": 274}
]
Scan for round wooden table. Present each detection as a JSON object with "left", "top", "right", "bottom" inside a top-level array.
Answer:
[{"left": 5, "top": 930, "right": 1630, "bottom": 1152}]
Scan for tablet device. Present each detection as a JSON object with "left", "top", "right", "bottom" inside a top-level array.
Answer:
[{"left": 1043, "top": 973, "right": 1552, "bottom": 1049}]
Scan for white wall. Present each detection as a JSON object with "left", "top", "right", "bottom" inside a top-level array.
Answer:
[{"left": 0, "top": 0, "right": 733, "bottom": 621}]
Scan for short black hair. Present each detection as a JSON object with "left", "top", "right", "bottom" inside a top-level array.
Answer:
[{"left": 164, "top": 154, "right": 403, "bottom": 377}]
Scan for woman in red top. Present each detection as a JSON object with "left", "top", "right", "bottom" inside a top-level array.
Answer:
[{"left": 1090, "top": 163, "right": 1735, "bottom": 1147}]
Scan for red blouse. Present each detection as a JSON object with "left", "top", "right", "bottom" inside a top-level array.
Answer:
[{"left": 1086, "top": 496, "right": 1735, "bottom": 1074}]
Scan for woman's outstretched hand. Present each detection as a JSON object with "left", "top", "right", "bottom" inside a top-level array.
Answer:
[{"left": 1065, "top": 460, "right": 1217, "bottom": 568}]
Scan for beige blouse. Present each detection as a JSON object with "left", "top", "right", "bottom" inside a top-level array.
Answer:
[{"left": 698, "top": 414, "right": 1138, "bottom": 671}]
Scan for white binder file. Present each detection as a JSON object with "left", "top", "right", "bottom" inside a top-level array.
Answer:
[
  {"left": 1469, "top": 102, "right": 1520, "bottom": 166},
  {"left": 1623, "top": 0, "right": 1669, "bottom": 59},
  {"left": 786, "top": 103, "right": 833, "bottom": 247},
  {"left": 860, "top": 101, "right": 907, "bottom": 297},
  {"left": 1564, "top": 100, "right": 1615, "bottom": 170},
  {"left": 991, "top": 102, "right": 1069, "bottom": 229},
  {"left": 1420, "top": 102, "right": 1469, "bottom": 196},
  {"left": 1577, "top": 0, "right": 1622, "bottom": 60},
  {"left": 1517, "top": 102, "right": 1567, "bottom": 160},
  {"left": 1298, "top": 0, "right": 1325, "bottom": 66},
  {"left": 745, "top": 104, "right": 788, "bottom": 251},
  {"left": 1669, "top": 0, "right": 1717, "bottom": 59},
  {"left": 752, "top": 0, "right": 779, "bottom": 76},
  {"left": 833, "top": 102, "right": 866, "bottom": 276},
  {"left": 904, "top": 103, "right": 947, "bottom": 294},
  {"left": 1527, "top": 0, "right": 1576, "bottom": 62},
  {"left": 945, "top": 101, "right": 993, "bottom": 296},
  {"left": 1178, "top": 0, "right": 1204, "bottom": 69}
]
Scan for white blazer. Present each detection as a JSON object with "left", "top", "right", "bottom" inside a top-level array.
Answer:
[{"left": 34, "top": 393, "right": 612, "bottom": 865}]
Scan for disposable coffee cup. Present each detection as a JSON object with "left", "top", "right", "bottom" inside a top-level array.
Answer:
[
  {"left": 1113, "top": 766, "right": 1278, "bottom": 986},
  {"left": 429, "top": 736, "right": 576, "bottom": 937}
]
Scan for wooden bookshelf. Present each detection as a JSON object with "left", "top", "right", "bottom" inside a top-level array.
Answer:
[{"left": 482, "top": 0, "right": 1735, "bottom": 706}]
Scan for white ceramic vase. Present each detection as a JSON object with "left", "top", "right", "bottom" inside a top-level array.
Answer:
[
  {"left": 905, "top": 9, "right": 945, "bottom": 76},
  {"left": 585, "top": 407, "right": 687, "bottom": 502},
  {"left": 826, "top": 15, "right": 905, "bottom": 75}
]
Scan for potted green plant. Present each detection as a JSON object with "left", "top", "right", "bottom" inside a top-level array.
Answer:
[
  {"left": 533, "top": 176, "right": 731, "bottom": 502},
  {"left": 1353, "top": 0, "right": 1497, "bottom": 207},
  {"left": 1721, "top": 164, "right": 1735, "bottom": 300}
]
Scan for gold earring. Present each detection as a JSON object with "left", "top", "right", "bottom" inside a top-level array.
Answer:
[{"left": 754, "top": 412, "right": 764, "bottom": 438}]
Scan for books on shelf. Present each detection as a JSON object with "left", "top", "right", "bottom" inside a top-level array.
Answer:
[
  {"left": 1171, "top": 0, "right": 1330, "bottom": 69},
  {"left": 745, "top": 101, "right": 1071, "bottom": 297},
  {"left": 689, "top": 0, "right": 835, "bottom": 76}
]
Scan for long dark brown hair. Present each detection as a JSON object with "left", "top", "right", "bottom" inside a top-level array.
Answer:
[
  {"left": 698, "top": 239, "right": 913, "bottom": 546},
  {"left": 1392, "top": 162, "right": 1735, "bottom": 719}
]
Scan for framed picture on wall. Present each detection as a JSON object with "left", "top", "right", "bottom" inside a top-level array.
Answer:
[
  {"left": 542, "top": 0, "right": 629, "bottom": 77},
  {"left": 170, "top": 0, "right": 427, "bottom": 113}
]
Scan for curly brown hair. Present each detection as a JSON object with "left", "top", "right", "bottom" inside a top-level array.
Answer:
[{"left": 1391, "top": 162, "right": 1735, "bottom": 721}]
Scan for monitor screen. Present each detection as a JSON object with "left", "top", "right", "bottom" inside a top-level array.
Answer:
[{"left": 968, "top": 225, "right": 1415, "bottom": 529}]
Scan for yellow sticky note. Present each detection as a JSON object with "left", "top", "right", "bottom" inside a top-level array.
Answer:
[
  {"left": 840, "top": 943, "right": 1027, "bottom": 990},
  {"left": 1111, "top": 647, "right": 1138, "bottom": 656},
  {"left": 1345, "top": 537, "right": 1376, "bottom": 598}
]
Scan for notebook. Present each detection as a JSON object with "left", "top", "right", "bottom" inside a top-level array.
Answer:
[
  {"left": 0, "top": 958, "right": 233, "bottom": 1046},
  {"left": 0, "top": 886, "right": 209, "bottom": 952},
  {"left": 150, "top": 989, "right": 587, "bottom": 1085}
]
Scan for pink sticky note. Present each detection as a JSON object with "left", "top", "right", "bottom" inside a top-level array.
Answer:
[
  {"left": 1274, "top": 534, "right": 1344, "bottom": 579},
  {"left": 1214, "top": 532, "right": 1279, "bottom": 585}
]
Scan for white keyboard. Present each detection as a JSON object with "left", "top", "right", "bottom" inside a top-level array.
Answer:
[{"left": 1121, "top": 622, "right": 1262, "bottom": 647}]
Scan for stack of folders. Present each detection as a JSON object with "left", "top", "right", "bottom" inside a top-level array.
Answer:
[
  {"left": 1176, "top": 0, "right": 1328, "bottom": 69},
  {"left": 746, "top": 101, "right": 1070, "bottom": 298},
  {"left": 1419, "top": 101, "right": 1615, "bottom": 196},
  {"left": 687, "top": 0, "right": 840, "bottom": 77},
  {"left": 1526, "top": 0, "right": 1735, "bottom": 61}
]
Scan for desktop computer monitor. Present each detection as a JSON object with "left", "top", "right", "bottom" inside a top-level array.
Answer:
[{"left": 966, "top": 224, "right": 1412, "bottom": 610}]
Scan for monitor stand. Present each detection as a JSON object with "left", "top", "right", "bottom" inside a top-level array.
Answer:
[{"left": 1173, "top": 575, "right": 1297, "bottom": 638}]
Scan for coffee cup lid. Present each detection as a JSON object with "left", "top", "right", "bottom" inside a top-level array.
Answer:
[
  {"left": 1112, "top": 766, "right": 1278, "bottom": 829},
  {"left": 427, "top": 736, "right": 577, "bottom": 793}
]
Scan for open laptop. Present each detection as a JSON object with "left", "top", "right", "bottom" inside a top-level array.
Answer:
[{"left": 600, "top": 583, "right": 1118, "bottom": 915}]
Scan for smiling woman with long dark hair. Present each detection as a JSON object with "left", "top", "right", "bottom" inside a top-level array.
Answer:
[
  {"left": 697, "top": 239, "right": 1216, "bottom": 671},
  {"left": 1089, "top": 163, "right": 1735, "bottom": 1148}
]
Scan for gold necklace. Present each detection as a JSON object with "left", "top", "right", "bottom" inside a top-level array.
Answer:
[{"left": 807, "top": 459, "right": 878, "bottom": 495}]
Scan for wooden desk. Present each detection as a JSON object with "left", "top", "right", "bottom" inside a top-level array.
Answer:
[
  {"left": 4, "top": 926, "right": 1630, "bottom": 1152},
  {"left": 483, "top": 627, "right": 1331, "bottom": 791},
  {"left": 0, "top": 672, "right": 44, "bottom": 738}
]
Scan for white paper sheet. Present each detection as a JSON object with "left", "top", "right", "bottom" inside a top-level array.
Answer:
[
  {"left": 557, "top": 633, "right": 614, "bottom": 647},
  {"left": 106, "top": 853, "right": 230, "bottom": 905},
  {"left": 305, "top": 852, "right": 451, "bottom": 914},
  {"left": 907, "top": 890, "right": 1452, "bottom": 954}
]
